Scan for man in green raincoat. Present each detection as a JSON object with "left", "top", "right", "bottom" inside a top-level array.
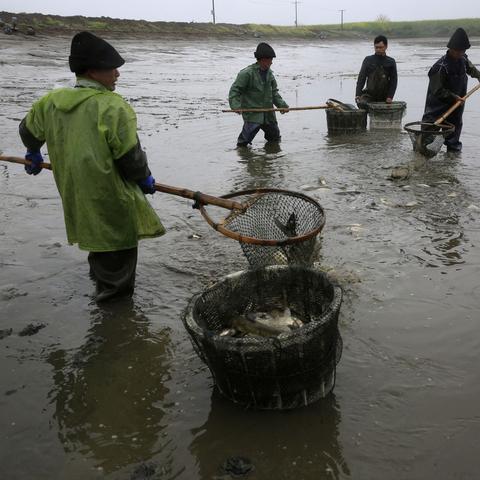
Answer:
[
  {"left": 19, "top": 31, "right": 165, "bottom": 302},
  {"left": 229, "top": 42, "right": 289, "bottom": 147}
]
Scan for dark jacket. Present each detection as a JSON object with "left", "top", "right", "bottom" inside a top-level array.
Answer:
[
  {"left": 422, "top": 52, "right": 480, "bottom": 121},
  {"left": 356, "top": 54, "right": 398, "bottom": 100}
]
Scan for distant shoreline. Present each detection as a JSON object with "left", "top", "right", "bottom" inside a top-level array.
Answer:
[{"left": 1, "top": 11, "right": 480, "bottom": 40}]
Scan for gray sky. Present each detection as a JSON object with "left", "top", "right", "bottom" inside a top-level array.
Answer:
[{"left": 2, "top": 0, "right": 479, "bottom": 25}]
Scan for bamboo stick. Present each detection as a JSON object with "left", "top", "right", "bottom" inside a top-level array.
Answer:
[
  {"left": 0, "top": 155, "right": 245, "bottom": 211},
  {"left": 222, "top": 104, "right": 332, "bottom": 113}
]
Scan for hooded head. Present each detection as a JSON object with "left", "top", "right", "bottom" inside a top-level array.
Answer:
[
  {"left": 447, "top": 28, "right": 471, "bottom": 51},
  {"left": 254, "top": 42, "right": 276, "bottom": 60},
  {"left": 69, "top": 31, "right": 125, "bottom": 74}
]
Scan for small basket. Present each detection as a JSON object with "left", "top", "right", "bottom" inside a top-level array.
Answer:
[
  {"left": 404, "top": 121, "right": 455, "bottom": 158},
  {"left": 182, "top": 265, "right": 343, "bottom": 410},
  {"left": 368, "top": 101, "right": 407, "bottom": 129}
]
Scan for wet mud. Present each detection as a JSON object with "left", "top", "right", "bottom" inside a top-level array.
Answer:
[{"left": 1, "top": 34, "right": 480, "bottom": 479}]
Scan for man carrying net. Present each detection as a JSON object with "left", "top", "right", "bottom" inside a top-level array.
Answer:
[
  {"left": 228, "top": 43, "right": 289, "bottom": 148},
  {"left": 19, "top": 32, "right": 165, "bottom": 302},
  {"left": 422, "top": 28, "right": 480, "bottom": 153}
]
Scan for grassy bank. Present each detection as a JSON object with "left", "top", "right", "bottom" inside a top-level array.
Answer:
[{"left": 1, "top": 11, "right": 480, "bottom": 39}]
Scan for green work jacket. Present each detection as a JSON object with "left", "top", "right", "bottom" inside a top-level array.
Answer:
[
  {"left": 228, "top": 63, "right": 289, "bottom": 124},
  {"left": 24, "top": 79, "right": 165, "bottom": 252}
]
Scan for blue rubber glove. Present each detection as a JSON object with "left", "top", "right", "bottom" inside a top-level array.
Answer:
[
  {"left": 25, "top": 151, "right": 44, "bottom": 175},
  {"left": 137, "top": 175, "right": 155, "bottom": 194}
]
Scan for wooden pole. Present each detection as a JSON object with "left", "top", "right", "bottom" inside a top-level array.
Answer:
[
  {"left": 434, "top": 83, "right": 480, "bottom": 125},
  {"left": 0, "top": 155, "right": 245, "bottom": 211},
  {"left": 222, "top": 104, "right": 332, "bottom": 113}
]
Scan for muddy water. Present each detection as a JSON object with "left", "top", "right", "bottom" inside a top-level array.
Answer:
[{"left": 1, "top": 34, "right": 480, "bottom": 479}]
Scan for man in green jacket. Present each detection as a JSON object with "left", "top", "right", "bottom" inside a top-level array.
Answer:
[
  {"left": 19, "top": 31, "right": 165, "bottom": 302},
  {"left": 229, "top": 42, "right": 289, "bottom": 147}
]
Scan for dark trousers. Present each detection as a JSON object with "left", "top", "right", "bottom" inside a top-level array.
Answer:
[
  {"left": 237, "top": 121, "right": 281, "bottom": 146},
  {"left": 443, "top": 108, "right": 463, "bottom": 152},
  {"left": 423, "top": 106, "right": 464, "bottom": 152},
  {"left": 88, "top": 247, "right": 138, "bottom": 302}
]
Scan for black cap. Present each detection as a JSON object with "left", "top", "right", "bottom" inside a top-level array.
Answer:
[
  {"left": 254, "top": 42, "right": 276, "bottom": 59},
  {"left": 69, "top": 31, "right": 125, "bottom": 73},
  {"left": 447, "top": 28, "right": 471, "bottom": 50}
]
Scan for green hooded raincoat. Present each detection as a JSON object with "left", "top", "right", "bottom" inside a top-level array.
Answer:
[
  {"left": 228, "top": 63, "right": 289, "bottom": 124},
  {"left": 24, "top": 79, "right": 165, "bottom": 252}
]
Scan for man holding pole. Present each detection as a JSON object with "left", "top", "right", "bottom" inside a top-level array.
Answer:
[
  {"left": 19, "top": 31, "right": 165, "bottom": 302},
  {"left": 228, "top": 42, "right": 289, "bottom": 147},
  {"left": 422, "top": 28, "right": 480, "bottom": 153}
]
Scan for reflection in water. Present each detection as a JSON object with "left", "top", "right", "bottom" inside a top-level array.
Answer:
[
  {"left": 234, "top": 143, "right": 285, "bottom": 190},
  {"left": 190, "top": 389, "right": 350, "bottom": 479},
  {"left": 47, "top": 301, "right": 173, "bottom": 476},
  {"left": 407, "top": 160, "right": 469, "bottom": 267}
]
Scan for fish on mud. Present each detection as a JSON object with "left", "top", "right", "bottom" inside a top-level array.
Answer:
[{"left": 389, "top": 165, "right": 410, "bottom": 180}]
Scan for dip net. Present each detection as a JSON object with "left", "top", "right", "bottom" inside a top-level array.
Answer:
[
  {"left": 200, "top": 188, "right": 325, "bottom": 267},
  {"left": 404, "top": 121, "right": 455, "bottom": 158},
  {"left": 182, "top": 265, "right": 343, "bottom": 409}
]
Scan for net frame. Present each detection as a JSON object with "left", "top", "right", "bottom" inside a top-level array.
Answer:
[
  {"left": 199, "top": 188, "right": 325, "bottom": 246},
  {"left": 199, "top": 188, "right": 325, "bottom": 267},
  {"left": 404, "top": 121, "right": 455, "bottom": 157}
]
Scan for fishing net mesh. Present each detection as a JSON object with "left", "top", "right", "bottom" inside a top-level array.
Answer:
[
  {"left": 404, "top": 121, "right": 455, "bottom": 157},
  {"left": 182, "top": 265, "right": 342, "bottom": 409},
  {"left": 205, "top": 190, "right": 325, "bottom": 267}
]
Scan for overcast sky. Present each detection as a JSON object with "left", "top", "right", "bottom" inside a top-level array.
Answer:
[{"left": 2, "top": 0, "right": 479, "bottom": 26}]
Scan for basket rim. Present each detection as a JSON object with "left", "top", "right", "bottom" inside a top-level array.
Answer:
[
  {"left": 182, "top": 265, "right": 343, "bottom": 345},
  {"left": 367, "top": 101, "right": 407, "bottom": 109}
]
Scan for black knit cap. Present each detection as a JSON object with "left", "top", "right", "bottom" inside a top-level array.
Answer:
[
  {"left": 447, "top": 28, "right": 471, "bottom": 50},
  {"left": 254, "top": 42, "right": 276, "bottom": 59},
  {"left": 69, "top": 31, "right": 125, "bottom": 73}
]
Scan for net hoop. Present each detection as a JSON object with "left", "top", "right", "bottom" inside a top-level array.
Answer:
[
  {"left": 403, "top": 121, "right": 455, "bottom": 136},
  {"left": 199, "top": 188, "right": 325, "bottom": 246}
]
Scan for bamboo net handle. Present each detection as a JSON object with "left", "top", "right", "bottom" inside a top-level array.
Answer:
[
  {"left": 222, "top": 104, "right": 332, "bottom": 113},
  {"left": 434, "top": 82, "right": 480, "bottom": 125},
  {"left": 0, "top": 155, "right": 244, "bottom": 211}
]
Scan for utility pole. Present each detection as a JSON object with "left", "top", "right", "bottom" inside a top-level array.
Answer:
[
  {"left": 293, "top": 0, "right": 300, "bottom": 27},
  {"left": 339, "top": 9, "right": 345, "bottom": 30},
  {"left": 211, "top": 0, "right": 216, "bottom": 24}
]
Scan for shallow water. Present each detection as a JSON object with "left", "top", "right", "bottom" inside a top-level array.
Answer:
[{"left": 1, "top": 34, "right": 480, "bottom": 479}]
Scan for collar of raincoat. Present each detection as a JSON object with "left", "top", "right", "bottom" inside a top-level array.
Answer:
[{"left": 75, "top": 76, "right": 109, "bottom": 91}]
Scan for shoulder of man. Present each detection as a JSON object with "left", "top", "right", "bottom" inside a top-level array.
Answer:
[
  {"left": 94, "top": 90, "right": 134, "bottom": 108},
  {"left": 238, "top": 63, "right": 258, "bottom": 75},
  {"left": 429, "top": 54, "right": 448, "bottom": 75}
]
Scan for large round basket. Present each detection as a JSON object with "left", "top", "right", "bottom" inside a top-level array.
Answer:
[{"left": 182, "top": 265, "right": 343, "bottom": 410}]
